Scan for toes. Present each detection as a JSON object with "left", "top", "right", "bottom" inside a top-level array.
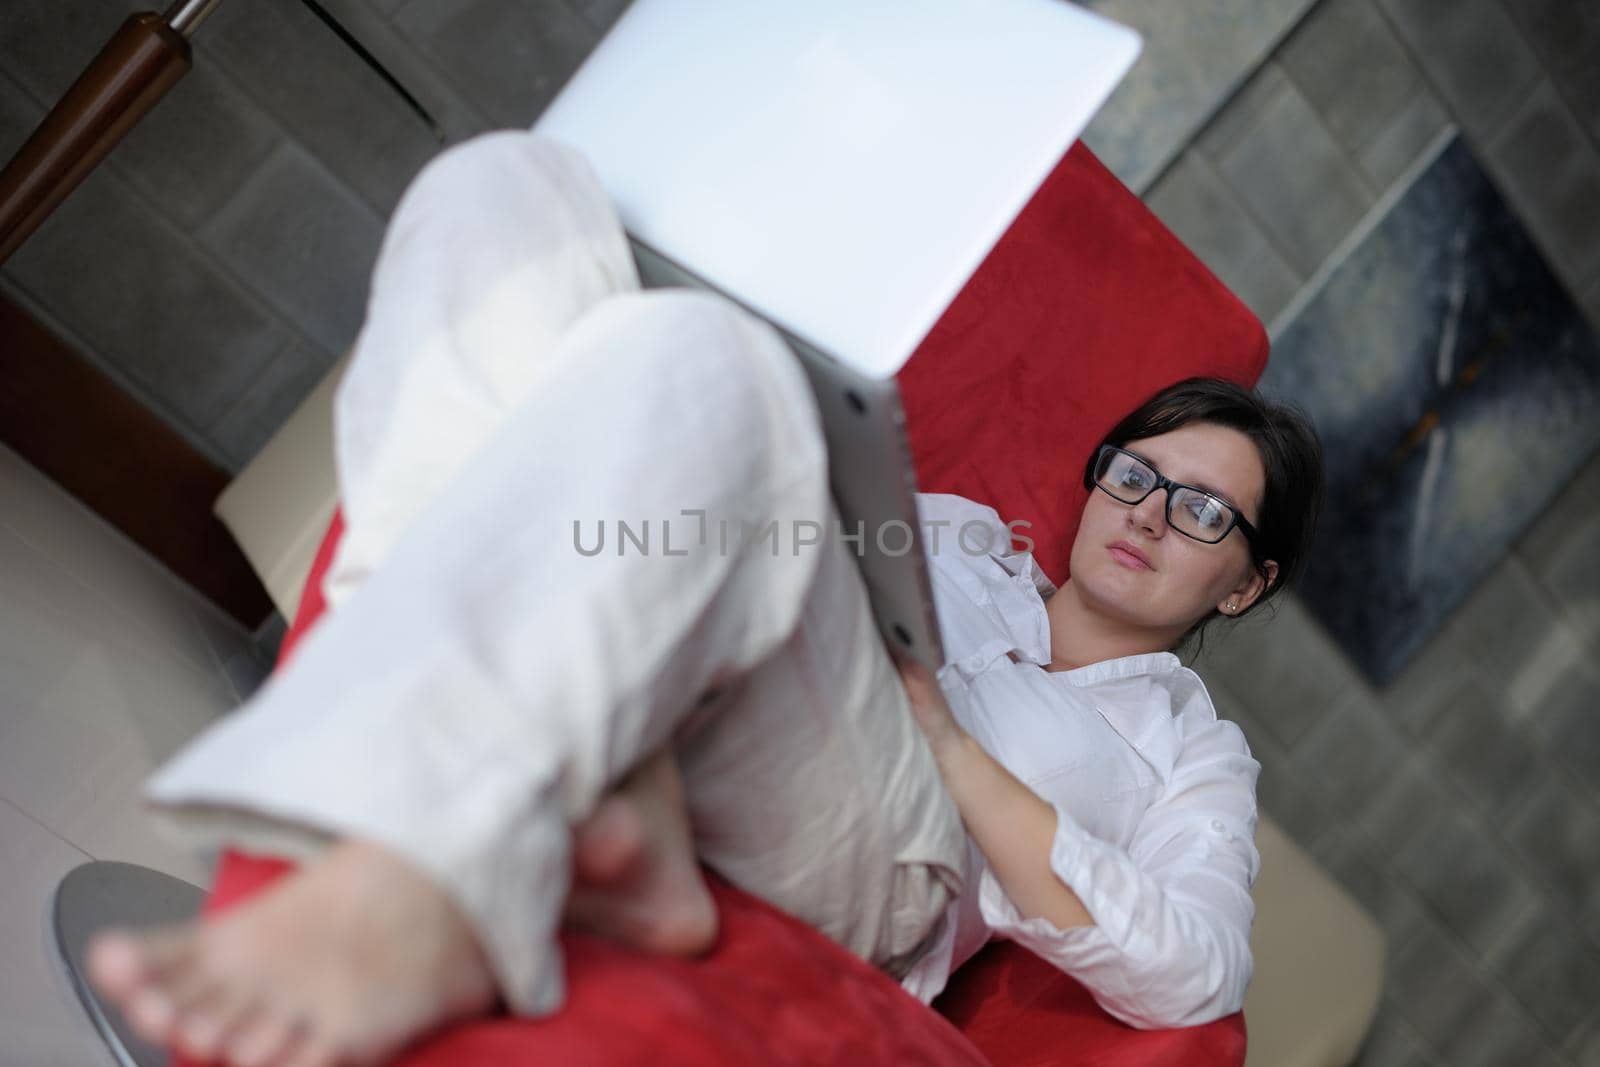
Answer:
[
  {"left": 226, "top": 1011, "right": 303, "bottom": 1067},
  {"left": 125, "top": 986, "right": 180, "bottom": 1044},
  {"left": 87, "top": 928, "right": 192, "bottom": 1000},
  {"left": 176, "top": 1013, "right": 227, "bottom": 1062},
  {"left": 86, "top": 932, "right": 146, "bottom": 1000},
  {"left": 572, "top": 798, "right": 644, "bottom": 885},
  {"left": 105, "top": 933, "right": 220, "bottom": 1051},
  {"left": 162, "top": 957, "right": 229, "bottom": 1021},
  {"left": 176, "top": 982, "right": 260, "bottom": 1062},
  {"left": 124, "top": 962, "right": 218, "bottom": 1046},
  {"left": 274, "top": 1027, "right": 339, "bottom": 1067},
  {"left": 637, "top": 881, "right": 719, "bottom": 957}
]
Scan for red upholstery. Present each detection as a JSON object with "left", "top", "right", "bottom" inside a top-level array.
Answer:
[
  {"left": 186, "top": 141, "right": 1263, "bottom": 1066},
  {"left": 900, "top": 143, "right": 1268, "bottom": 585},
  {"left": 276, "top": 508, "right": 342, "bottom": 668},
  {"left": 935, "top": 942, "right": 1247, "bottom": 1067},
  {"left": 200, "top": 852, "right": 988, "bottom": 1067}
]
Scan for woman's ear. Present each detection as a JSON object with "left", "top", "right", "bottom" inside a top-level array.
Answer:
[{"left": 1220, "top": 560, "right": 1278, "bottom": 615}]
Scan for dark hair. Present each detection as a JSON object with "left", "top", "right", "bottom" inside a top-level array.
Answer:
[{"left": 1081, "top": 377, "right": 1323, "bottom": 626}]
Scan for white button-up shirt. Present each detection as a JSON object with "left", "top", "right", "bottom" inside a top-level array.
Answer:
[{"left": 901, "top": 494, "right": 1262, "bottom": 1030}]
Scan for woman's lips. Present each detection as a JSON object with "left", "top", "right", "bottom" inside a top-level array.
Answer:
[{"left": 1108, "top": 541, "right": 1154, "bottom": 570}]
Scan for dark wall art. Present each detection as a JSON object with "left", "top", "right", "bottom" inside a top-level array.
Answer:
[{"left": 1262, "top": 133, "right": 1600, "bottom": 684}]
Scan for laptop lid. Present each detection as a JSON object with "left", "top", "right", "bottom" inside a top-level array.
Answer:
[{"left": 534, "top": 0, "right": 1141, "bottom": 379}]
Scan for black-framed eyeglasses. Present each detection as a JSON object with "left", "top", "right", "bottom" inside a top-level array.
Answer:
[{"left": 1091, "top": 445, "right": 1260, "bottom": 549}]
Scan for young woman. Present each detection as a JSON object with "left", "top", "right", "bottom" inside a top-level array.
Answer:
[
  {"left": 894, "top": 378, "right": 1322, "bottom": 1025},
  {"left": 87, "top": 131, "right": 1320, "bottom": 1067}
]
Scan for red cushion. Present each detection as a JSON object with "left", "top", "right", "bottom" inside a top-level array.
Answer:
[
  {"left": 188, "top": 140, "right": 1262, "bottom": 1066},
  {"left": 276, "top": 508, "right": 343, "bottom": 668},
  {"left": 900, "top": 142, "right": 1267, "bottom": 585},
  {"left": 195, "top": 851, "right": 988, "bottom": 1067},
  {"left": 935, "top": 942, "right": 1247, "bottom": 1067}
]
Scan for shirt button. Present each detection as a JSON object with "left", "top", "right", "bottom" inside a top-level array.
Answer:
[{"left": 1210, "top": 819, "right": 1227, "bottom": 834}]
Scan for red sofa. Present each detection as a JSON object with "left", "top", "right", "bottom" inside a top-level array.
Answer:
[{"left": 188, "top": 141, "right": 1264, "bottom": 1067}]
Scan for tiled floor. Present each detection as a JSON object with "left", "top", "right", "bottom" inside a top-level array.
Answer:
[
  {"left": 0, "top": 800, "right": 120, "bottom": 1067},
  {"left": 0, "top": 442, "right": 272, "bottom": 1065}
]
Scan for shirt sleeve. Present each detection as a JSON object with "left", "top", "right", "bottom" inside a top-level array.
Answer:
[
  {"left": 914, "top": 492, "right": 1054, "bottom": 593},
  {"left": 915, "top": 493, "right": 1058, "bottom": 670},
  {"left": 976, "top": 706, "right": 1262, "bottom": 1030}
]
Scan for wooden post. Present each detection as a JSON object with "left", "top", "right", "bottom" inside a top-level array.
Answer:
[{"left": 0, "top": 13, "right": 190, "bottom": 263}]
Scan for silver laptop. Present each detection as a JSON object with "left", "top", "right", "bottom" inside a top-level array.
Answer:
[{"left": 536, "top": 0, "right": 1140, "bottom": 669}]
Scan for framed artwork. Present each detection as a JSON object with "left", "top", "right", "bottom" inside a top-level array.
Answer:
[{"left": 1261, "top": 134, "right": 1600, "bottom": 683}]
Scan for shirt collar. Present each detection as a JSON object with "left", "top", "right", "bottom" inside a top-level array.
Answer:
[
  {"left": 992, "top": 541, "right": 1058, "bottom": 599},
  {"left": 1042, "top": 650, "right": 1183, "bottom": 688},
  {"left": 1045, "top": 651, "right": 1188, "bottom": 775}
]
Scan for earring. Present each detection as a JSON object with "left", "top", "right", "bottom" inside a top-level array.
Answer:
[{"left": 1226, "top": 602, "right": 1237, "bottom": 613}]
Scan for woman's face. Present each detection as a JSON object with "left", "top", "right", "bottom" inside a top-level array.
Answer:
[{"left": 1067, "top": 421, "right": 1276, "bottom": 641}]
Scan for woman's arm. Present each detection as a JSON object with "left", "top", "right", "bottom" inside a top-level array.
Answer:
[
  {"left": 898, "top": 657, "right": 1260, "bottom": 1029},
  {"left": 897, "top": 658, "right": 1093, "bottom": 930}
]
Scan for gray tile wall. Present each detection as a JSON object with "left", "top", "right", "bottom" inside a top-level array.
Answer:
[
  {"left": 1078, "top": 0, "right": 1319, "bottom": 194},
  {"left": 0, "top": 0, "right": 616, "bottom": 472},
  {"left": 1149, "top": 0, "right": 1600, "bottom": 334},
  {"left": 1151, "top": 3, "right": 1600, "bottom": 1062}
]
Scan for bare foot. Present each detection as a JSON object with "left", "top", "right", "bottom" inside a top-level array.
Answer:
[
  {"left": 88, "top": 839, "right": 497, "bottom": 1067},
  {"left": 564, "top": 746, "right": 718, "bottom": 956}
]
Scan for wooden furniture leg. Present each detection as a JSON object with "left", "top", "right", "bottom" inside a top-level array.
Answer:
[{"left": 0, "top": 1, "right": 222, "bottom": 263}]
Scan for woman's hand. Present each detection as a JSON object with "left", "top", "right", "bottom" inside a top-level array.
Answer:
[
  {"left": 894, "top": 652, "right": 1095, "bottom": 930},
  {"left": 893, "top": 655, "right": 967, "bottom": 761}
]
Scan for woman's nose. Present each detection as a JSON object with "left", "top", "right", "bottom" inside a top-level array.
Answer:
[{"left": 1128, "top": 490, "right": 1168, "bottom": 535}]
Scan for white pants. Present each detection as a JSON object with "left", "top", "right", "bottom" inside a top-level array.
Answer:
[{"left": 148, "top": 132, "right": 966, "bottom": 1015}]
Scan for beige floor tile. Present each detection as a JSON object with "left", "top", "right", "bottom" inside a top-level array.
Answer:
[
  {"left": 0, "top": 800, "right": 119, "bottom": 1067},
  {"left": 187, "top": 594, "right": 275, "bottom": 704},
  {"left": 0, "top": 570, "right": 230, "bottom": 886},
  {"left": 0, "top": 443, "right": 235, "bottom": 679},
  {"left": 0, "top": 521, "right": 228, "bottom": 701}
]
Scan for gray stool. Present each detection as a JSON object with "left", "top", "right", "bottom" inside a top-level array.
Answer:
[{"left": 54, "top": 862, "right": 206, "bottom": 1067}]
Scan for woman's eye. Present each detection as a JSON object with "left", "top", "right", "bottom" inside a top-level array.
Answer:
[
  {"left": 1119, "top": 467, "right": 1149, "bottom": 488},
  {"left": 1189, "top": 498, "right": 1228, "bottom": 528}
]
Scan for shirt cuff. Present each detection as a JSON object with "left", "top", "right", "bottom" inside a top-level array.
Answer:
[
  {"left": 976, "top": 801, "right": 1115, "bottom": 950},
  {"left": 974, "top": 802, "right": 1157, "bottom": 1022}
]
